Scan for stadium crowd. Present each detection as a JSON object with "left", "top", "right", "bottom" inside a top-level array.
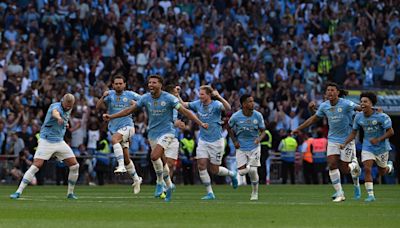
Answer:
[{"left": 0, "top": 0, "right": 399, "bottom": 185}]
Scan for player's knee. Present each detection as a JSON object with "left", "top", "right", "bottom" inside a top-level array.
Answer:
[
  {"left": 150, "top": 153, "right": 159, "bottom": 161},
  {"left": 70, "top": 163, "right": 80, "bottom": 171},
  {"left": 249, "top": 167, "right": 258, "bottom": 176},
  {"left": 209, "top": 166, "right": 219, "bottom": 174}
]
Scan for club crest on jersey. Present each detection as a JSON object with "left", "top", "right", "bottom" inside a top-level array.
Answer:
[
  {"left": 123, "top": 98, "right": 128, "bottom": 102},
  {"left": 372, "top": 120, "right": 377, "bottom": 125},
  {"left": 253, "top": 119, "right": 258, "bottom": 124},
  {"left": 161, "top": 101, "right": 166, "bottom": 106},
  {"left": 337, "top": 108, "right": 342, "bottom": 112}
]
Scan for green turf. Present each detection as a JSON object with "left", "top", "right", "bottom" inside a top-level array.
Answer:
[{"left": 1, "top": 184, "right": 399, "bottom": 228}]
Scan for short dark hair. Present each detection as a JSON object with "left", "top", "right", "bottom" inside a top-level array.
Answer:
[
  {"left": 240, "top": 94, "right": 252, "bottom": 105},
  {"left": 164, "top": 84, "right": 176, "bottom": 93},
  {"left": 112, "top": 74, "right": 126, "bottom": 83},
  {"left": 148, "top": 74, "right": 163, "bottom": 84},
  {"left": 360, "top": 91, "right": 377, "bottom": 105},
  {"left": 325, "top": 81, "right": 339, "bottom": 91}
]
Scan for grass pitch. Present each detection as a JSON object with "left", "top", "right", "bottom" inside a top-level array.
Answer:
[{"left": 0, "top": 184, "right": 399, "bottom": 228}]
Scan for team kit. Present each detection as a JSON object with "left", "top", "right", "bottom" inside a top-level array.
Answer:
[{"left": 9, "top": 76, "right": 395, "bottom": 203}]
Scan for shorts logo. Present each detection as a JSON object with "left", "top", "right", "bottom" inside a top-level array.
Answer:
[
  {"left": 123, "top": 98, "right": 128, "bottom": 102},
  {"left": 337, "top": 108, "right": 342, "bottom": 112},
  {"left": 161, "top": 101, "right": 166, "bottom": 106}
]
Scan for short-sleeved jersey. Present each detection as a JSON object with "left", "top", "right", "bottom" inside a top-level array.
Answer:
[
  {"left": 353, "top": 111, "right": 392, "bottom": 154},
  {"left": 40, "top": 102, "right": 71, "bottom": 142},
  {"left": 228, "top": 110, "right": 265, "bottom": 151},
  {"left": 189, "top": 100, "right": 224, "bottom": 142},
  {"left": 104, "top": 90, "right": 141, "bottom": 133},
  {"left": 136, "top": 91, "right": 180, "bottom": 140},
  {"left": 316, "top": 98, "right": 356, "bottom": 144}
]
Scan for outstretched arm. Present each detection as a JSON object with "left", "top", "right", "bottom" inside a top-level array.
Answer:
[
  {"left": 103, "top": 102, "right": 137, "bottom": 121},
  {"left": 177, "top": 106, "right": 208, "bottom": 129},
  {"left": 292, "top": 114, "right": 320, "bottom": 135}
]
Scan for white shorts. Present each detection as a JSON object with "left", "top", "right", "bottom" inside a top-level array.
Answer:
[
  {"left": 327, "top": 140, "right": 355, "bottom": 162},
  {"left": 362, "top": 151, "right": 389, "bottom": 168},
  {"left": 116, "top": 126, "right": 135, "bottom": 148},
  {"left": 149, "top": 134, "right": 179, "bottom": 160},
  {"left": 236, "top": 146, "right": 261, "bottom": 168},
  {"left": 34, "top": 139, "right": 75, "bottom": 161},
  {"left": 196, "top": 138, "right": 224, "bottom": 165}
]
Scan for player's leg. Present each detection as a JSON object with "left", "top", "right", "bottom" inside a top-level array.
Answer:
[
  {"left": 10, "top": 158, "right": 44, "bottom": 199},
  {"left": 362, "top": 151, "right": 375, "bottom": 202},
  {"left": 339, "top": 141, "right": 361, "bottom": 200},
  {"left": 150, "top": 143, "right": 165, "bottom": 197},
  {"left": 197, "top": 158, "right": 215, "bottom": 200},
  {"left": 10, "top": 139, "right": 56, "bottom": 199},
  {"left": 64, "top": 157, "right": 80, "bottom": 199},
  {"left": 163, "top": 137, "right": 179, "bottom": 194},
  {"left": 59, "top": 141, "right": 80, "bottom": 199},
  {"left": 111, "top": 132, "right": 126, "bottom": 173},
  {"left": 248, "top": 147, "right": 261, "bottom": 200},
  {"left": 122, "top": 145, "right": 142, "bottom": 194},
  {"left": 208, "top": 139, "right": 237, "bottom": 189},
  {"left": 327, "top": 142, "right": 345, "bottom": 202}
]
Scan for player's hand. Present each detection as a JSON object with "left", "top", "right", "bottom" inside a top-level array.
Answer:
[
  {"left": 211, "top": 90, "right": 220, "bottom": 98},
  {"left": 103, "top": 90, "right": 109, "bottom": 97},
  {"left": 57, "top": 118, "right": 63, "bottom": 125},
  {"left": 175, "top": 120, "right": 186, "bottom": 129},
  {"left": 308, "top": 101, "right": 317, "bottom": 111},
  {"left": 254, "top": 137, "right": 261, "bottom": 145},
  {"left": 201, "top": 122, "right": 208, "bottom": 129},
  {"left": 66, "top": 123, "right": 70, "bottom": 128},
  {"left": 370, "top": 138, "right": 379, "bottom": 145},
  {"left": 103, "top": 114, "right": 111, "bottom": 121},
  {"left": 291, "top": 129, "right": 300, "bottom": 136},
  {"left": 339, "top": 144, "right": 345, "bottom": 150},
  {"left": 234, "top": 141, "right": 240, "bottom": 149}
]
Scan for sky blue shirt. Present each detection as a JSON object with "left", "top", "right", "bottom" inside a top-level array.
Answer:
[
  {"left": 189, "top": 100, "right": 224, "bottom": 142},
  {"left": 316, "top": 98, "right": 356, "bottom": 144},
  {"left": 104, "top": 90, "right": 141, "bottom": 134},
  {"left": 40, "top": 102, "right": 71, "bottom": 142},
  {"left": 353, "top": 111, "right": 392, "bottom": 155},
  {"left": 136, "top": 91, "right": 180, "bottom": 140},
  {"left": 228, "top": 110, "right": 265, "bottom": 151}
]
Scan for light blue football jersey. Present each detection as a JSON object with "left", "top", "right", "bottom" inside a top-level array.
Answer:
[
  {"left": 316, "top": 98, "right": 356, "bottom": 144},
  {"left": 353, "top": 111, "right": 392, "bottom": 155},
  {"left": 136, "top": 91, "right": 180, "bottom": 140},
  {"left": 228, "top": 110, "right": 265, "bottom": 151},
  {"left": 104, "top": 90, "right": 141, "bottom": 134},
  {"left": 189, "top": 100, "right": 224, "bottom": 142},
  {"left": 40, "top": 102, "right": 71, "bottom": 142}
]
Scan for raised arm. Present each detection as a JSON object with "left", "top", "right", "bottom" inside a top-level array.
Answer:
[
  {"left": 96, "top": 90, "right": 109, "bottom": 110},
  {"left": 177, "top": 106, "right": 208, "bottom": 129},
  {"left": 212, "top": 90, "right": 231, "bottom": 111}
]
